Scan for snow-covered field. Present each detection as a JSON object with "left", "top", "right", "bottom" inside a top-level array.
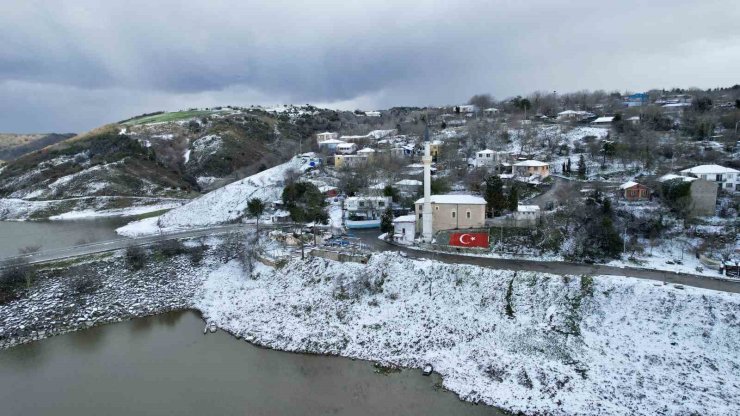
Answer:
[
  {"left": 117, "top": 154, "right": 317, "bottom": 236},
  {"left": 48, "top": 201, "right": 184, "bottom": 220},
  {"left": 197, "top": 252, "right": 740, "bottom": 416}
]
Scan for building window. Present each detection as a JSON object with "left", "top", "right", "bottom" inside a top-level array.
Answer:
[
  {"left": 451, "top": 211, "right": 456, "bottom": 218},
  {"left": 727, "top": 183, "right": 732, "bottom": 189},
  {"left": 419, "top": 214, "right": 422, "bottom": 219},
  {"left": 435, "top": 206, "right": 439, "bottom": 211},
  {"left": 359, "top": 201, "right": 365, "bottom": 207},
  {"left": 378, "top": 201, "right": 385, "bottom": 207},
  {"left": 466, "top": 211, "right": 471, "bottom": 219}
]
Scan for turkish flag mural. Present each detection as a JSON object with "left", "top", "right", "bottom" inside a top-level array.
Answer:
[{"left": 448, "top": 232, "right": 489, "bottom": 248}]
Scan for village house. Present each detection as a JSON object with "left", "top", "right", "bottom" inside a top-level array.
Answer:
[
  {"left": 414, "top": 194, "right": 486, "bottom": 234},
  {"left": 317, "top": 138, "right": 345, "bottom": 152},
  {"left": 392, "top": 214, "right": 416, "bottom": 244},
  {"left": 483, "top": 107, "right": 499, "bottom": 116},
  {"left": 316, "top": 132, "right": 339, "bottom": 144},
  {"left": 333, "top": 154, "right": 366, "bottom": 169},
  {"left": 513, "top": 205, "right": 541, "bottom": 226},
  {"left": 394, "top": 179, "right": 423, "bottom": 194},
  {"left": 474, "top": 149, "right": 503, "bottom": 168},
  {"left": 591, "top": 116, "right": 614, "bottom": 126},
  {"left": 557, "top": 110, "right": 595, "bottom": 121},
  {"left": 365, "top": 111, "right": 381, "bottom": 117},
  {"left": 658, "top": 174, "right": 718, "bottom": 217},
  {"left": 619, "top": 181, "right": 650, "bottom": 201},
  {"left": 335, "top": 142, "right": 358, "bottom": 155},
  {"left": 357, "top": 147, "right": 376, "bottom": 160},
  {"left": 430, "top": 140, "right": 444, "bottom": 159},
  {"left": 680, "top": 164, "right": 739, "bottom": 192},
  {"left": 513, "top": 160, "right": 550, "bottom": 179}
]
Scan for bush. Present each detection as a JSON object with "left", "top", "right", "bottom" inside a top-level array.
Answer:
[
  {"left": 188, "top": 246, "right": 206, "bottom": 265},
  {"left": 155, "top": 239, "right": 186, "bottom": 258},
  {"left": 125, "top": 245, "right": 147, "bottom": 270},
  {"left": 0, "top": 258, "right": 34, "bottom": 301},
  {"left": 70, "top": 275, "right": 100, "bottom": 295}
]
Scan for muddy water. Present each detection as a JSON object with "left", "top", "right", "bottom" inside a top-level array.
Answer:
[
  {"left": 0, "top": 311, "right": 505, "bottom": 416},
  {"left": 0, "top": 218, "right": 127, "bottom": 258}
]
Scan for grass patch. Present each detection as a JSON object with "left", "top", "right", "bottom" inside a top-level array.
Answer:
[{"left": 123, "top": 110, "right": 223, "bottom": 125}]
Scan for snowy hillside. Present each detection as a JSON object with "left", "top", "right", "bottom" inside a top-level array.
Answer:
[
  {"left": 197, "top": 252, "right": 740, "bottom": 416},
  {"left": 117, "top": 154, "right": 317, "bottom": 235}
]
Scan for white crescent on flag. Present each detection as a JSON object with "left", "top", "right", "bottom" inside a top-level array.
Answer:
[{"left": 459, "top": 234, "right": 472, "bottom": 245}]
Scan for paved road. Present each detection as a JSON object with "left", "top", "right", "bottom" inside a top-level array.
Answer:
[
  {"left": 3, "top": 223, "right": 737, "bottom": 294},
  {"left": 349, "top": 230, "right": 740, "bottom": 294}
]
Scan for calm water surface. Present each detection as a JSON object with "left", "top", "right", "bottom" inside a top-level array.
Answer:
[
  {"left": 0, "top": 311, "right": 504, "bottom": 416},
  {"left": 0, "top": 218, "right": 127, "bottom": 258}
]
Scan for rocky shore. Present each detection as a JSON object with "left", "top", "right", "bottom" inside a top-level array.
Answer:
[{"left": 0, "top": 254, "right": 203, "bottom": 349}]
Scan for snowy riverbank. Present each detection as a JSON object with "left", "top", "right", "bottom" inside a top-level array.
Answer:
[{"left": 2, "top": 247, "right": 738, "bottom": 415}]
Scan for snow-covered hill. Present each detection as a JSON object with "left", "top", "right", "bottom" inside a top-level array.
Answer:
[
  {"left": 197, "top": 252, "right": 740, "bottom": 416},
  {"left": 116, "top": 153, "right": 318, "bottom": 236}
]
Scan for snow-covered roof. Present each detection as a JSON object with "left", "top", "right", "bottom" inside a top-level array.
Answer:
[
  {"left": 318, "top": 185, "right": 338, "bottom": 192},
  {"left": 592, "top": 116, "right": 614, "bottom": 123},
  {"left": 658, "top": 174, "right": 697, "bottom": 183},
  {"left": 431, "top": 140, "right": 444, "bottom": 145},
  {"left": 662, "top": 103, "right": 691, "bottom": 108},
  {"left": 619, "top": 181, "right": 641, "bottom": 189},
  {"left": 626, "top": 116, "right": 640, "bottom": 121},
  {"left": 513, "top": 160, "right": 549, "bottom": 167},
  {"left": 357, "top": 147, "right": 375, "bottom": 153},
  {"left": 319, "top": 138, "right": 345, "bottom": 145},
  {"left": 477, "top": 149, "right": 495, "bottom": 154},
  {"left": 395, "top": 179, "right": 422, "bottom": 186},
  {"left": 680, "top": 164, "right": 739, "bottom": 175},
  {"left": 393, "top": 214, "right": 416, "bottom": 223},
  {"left": 415, "top": 194, "right": 486, "bottom": 205},
  {"left": 336, "top": 142, "right": 356, "bottom": 148},
  {"left": 517, "top": 205, "right": 540, "bottom": 212},
  {"left": 483, "top": 107, "right": 499, "bottom": 112}
]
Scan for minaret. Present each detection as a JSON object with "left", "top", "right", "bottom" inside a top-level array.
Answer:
[{"left": 421, "top": 125, "right": 433, "bottom": 242}]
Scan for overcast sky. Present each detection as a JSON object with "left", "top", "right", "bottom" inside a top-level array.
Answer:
[{"left": 1, "top": 0, "right": 738, "bottom": 133}]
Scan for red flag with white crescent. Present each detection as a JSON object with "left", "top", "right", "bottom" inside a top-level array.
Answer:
[{"left": 449, "top": 232, "right": 489, "bottom": 248}]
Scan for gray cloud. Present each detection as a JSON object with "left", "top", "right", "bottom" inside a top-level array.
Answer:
[{"left": 0, "top": 0, "right": 738, "bottom": 132}]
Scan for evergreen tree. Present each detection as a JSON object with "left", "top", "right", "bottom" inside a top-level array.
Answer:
[
  {"left": 507, "top": 184, "right": 519, "bottom": 211},
  {"left": 383, "top": 185, "right": 399, "bottom": 202},
  {"left": 246, "top": 197, "right": 266, "bottom": 238},
  {"left": 282, "top": 182, "right": 328, "bottom": 224},
  {"left": 484, "top": 175, "right": 505, "bottom": 216},
  {"left": 577, "top": 155, "right": 587, "bottom": 179},
  {"left": 599, "top": 217, "right": 623, "bottom": 258},
  {"left": 566, "top": 158, "right": 572, "bottom": 174},
  {"left": 380, "top": 207, "right": 394, "bottom": 235}
]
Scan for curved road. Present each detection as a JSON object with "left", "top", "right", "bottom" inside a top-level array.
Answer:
[
  {"left": 2, "top": 224, "right": 737, "bottom": 294},
  {"left": 350, "top": 230, "right": 740, "bottom": 294}
]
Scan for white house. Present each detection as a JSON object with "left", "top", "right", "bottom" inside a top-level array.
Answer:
[
  {"left": 392, "top": 215, "right": 416, "bottom": 244},
  {"left": 345, "top": 196, "right": 391, "bottom": 219},
  {"left": 316, "top": 132, "right": 339, "bottom": 144},
  {"left": 318, "top": 138, "right": 345, "bottom": 152},
  {"left": 513, "top": 205, "right": 541, "bottom": 225},
  {"left": 483, "top": 108, "right": 499, "bottom": 116},
  {"left": 680, "top": 164, "right": 739, "bottom": 192},
  {"left": 335, "top": 142, "right": 358, "bottom": 155},
  {"left": 557, "top": 110, "right": 595, "bottom": 121},
  {"left": 394, "top": 179, "right": 423, "bottom": 193},
  {"left": 591, "top": 116, "right": 614, "bottom": 125},
  {"left": 475, "top": 149, "right": 501, "bottom": 168},
  {"left": 513, "top": 160, "right": 550, "bottom": 179},
  {"left": 365, "top": 111, "right": 381, "bottom": 117}
]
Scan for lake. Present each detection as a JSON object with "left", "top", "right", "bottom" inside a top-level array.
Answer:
[
  {"left": 0, "top": 218, "right": 128, "bottom": 258},
  {"left": 0, "top": 311, "right": 504, "bottom": 416}
]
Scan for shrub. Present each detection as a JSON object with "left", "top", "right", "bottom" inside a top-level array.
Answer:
[
  {"left": 0, "top": 258, "right": 34, "bottom": 301},
  {"left": 155, "top": 239, "right": 186, "bottom": 257},
  {"left": 70, "top": 275, "right": 100, "bottom": 295},
  {"left": 125, "top": 245, "right": 147, "bottom": 270}
]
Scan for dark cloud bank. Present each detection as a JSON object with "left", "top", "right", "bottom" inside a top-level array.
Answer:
[{"left": 0, "top": 0, "right": 738, "bottom": 132}]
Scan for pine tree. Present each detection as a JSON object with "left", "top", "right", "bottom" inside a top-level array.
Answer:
[
  {"left": 507, "top": 184, "right": 519, "bottom": 211},
  {"left": 566, "top": 158, "right": 572, "bottom": 174},
  {"left": 577, "top": 155, "right": 587, "bottom": 179},
  {"left": 380, "top": 206, "right": 394, "bottom": 235},
  {"left": 484, "top": 175, "right": 505, "bottom": 216}
]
